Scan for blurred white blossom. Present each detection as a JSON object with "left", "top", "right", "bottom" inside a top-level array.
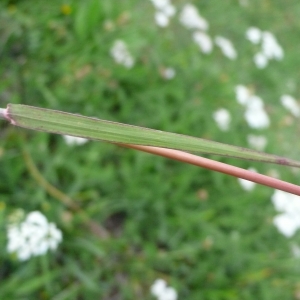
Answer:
[
  {"left": 261, "top": 31, "right": 284, "bottom": 60},
  {"left": 151, "top": 0, "right": 170, "bottom": 10},
  {"left": 244, "top": 96, "right": 270, "bottom": 129},
  {"left": 235, "top": 86, "right": 270, "bottom": 129},
  {"left": 215, "top": 36, "right": 237, "bottom": 60},
  {"left": 193, "top": 31, "right": 213, "bottom": 54},
  {"left": 246, "top": 27, "right": 262, "bottom": 44},
  {"left": 280, "top": 94, "right": 300, "bottom": 117},
  {"left": 247, "top": 134, "right": 267, "bottom": 151},
  {"left": 161, "top": 67, "right": 176, "bottom": 80},
  {"left": 155, "top": 11, "right": 169, "bottom": 27},
  {"left": 7, "top": 211, "right": 62, "bottom": 261},
  {"left": 151, "top": 279, "right": 177, "bottom": 300},
  {"left": 246, "top": 28, "right": 284, "bottom": 68},
  {"left": 63, "top": 135, "right": 88, "bottom": 146},
  {"left": 238, "top": 168, "right": 257, "bottom": 191},
  {"left": 235, "top": 85, "right": 251, "bottom": 105},
  {"left": 179, "top": 4, "right": 208, "bottom": 31},
  {"left": 253, "top": 52, "right": 268, "bottom": 69},
  {"left": 273, "top": 214, "right": 300, "bottom": 238},
  {"left": 150, "top": 0, "right": 176, "bottom": 27},
  {"left": 110, "top": 40, "right": 134, "bottom": 68},
  {"left": 213, "top": 108, "right": 231, "bottom": 131},
  {"left": 271, "top": 190, "right": 300, "bottom": 238}
]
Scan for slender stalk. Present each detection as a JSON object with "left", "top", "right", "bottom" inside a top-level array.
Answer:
[{"left": 121, "top": 144, "right": 300, "bottom": 196}]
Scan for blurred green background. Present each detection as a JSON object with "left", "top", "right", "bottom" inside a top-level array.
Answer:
[{"left": 1, "top": 0, "right": 300, "bottom": 299}]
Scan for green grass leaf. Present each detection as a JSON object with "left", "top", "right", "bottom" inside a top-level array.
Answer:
[{"left": 4, "top": 103, "right": 300, "bottom": 168}]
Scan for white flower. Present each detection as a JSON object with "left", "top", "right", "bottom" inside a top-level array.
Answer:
[
  {"left": 272, "top": 190, "right": 300, "bottom": 216},
  {"left": 155, "top": 11, "right": 170, "bottom": 27},
  {"left": 273, "top": 214, "right": 300, "bottom": 238},
  {"left": 26, "top": 211, "right": 48, "bottom": 226},
  {"left": 160, "top": 2, "right": 176, "bottom": 17},
  {"left": 150, "top": 279, "right": 177, "bottom": 300},
  {"left": 151, "top": 0, "right": 176, "bottom": 27},
  {"left": 244, "top": 107, "right": 269, "bottom": 129},
  {"left": 179, "top": 4, "right": 208, "bottom": 31},
  {"left": 280, "top": 94, "right": 300, "bottom": 117},
  {"left": 271, "top": 190, "right": 300, "bottom": 238},
  {"left": 213, "top": 108, "right": 231, "bottom": 131},
  {"left": 7, "top": 211, "right": 63, "bottom": 261},
  {"left": 63, "top": 135, "right": 88, "bottom": 146},
  {"left": 246, "top": 27, "right": 262, "bottom": 44},
  {"left": 162, "top": 287, "right": 177, "bottom": 300},
  {"left": 235, "top": 86, "right": 270, "bottom": 129},
  {"left": 244, "top": 96, "right": 270, "bottom": 129},
  {"left": 151, "top": 279, "right": 167, "bottom": 296},
  {"left": 215, "top": 36, "right": 237, "bottom": 60},
  {"left": 161, "top": 67, "right": 176, "bottom": 80},
  {"left": 246, "top": 29, "right": 284, "bottom": 68},
  {"left": 110, "top": 40, "right": 134, "bottom": 68},
  {"left": 261, "top": 31, "right": 284, "bottom": 60},
  {"left": 253, "top": 52, "right": 268, "bottom": 69},
  {"left": 150, "top": 0, "right": 171, "bottom": 10},
  {"left": 238, "top": 168, "right": 257, "bottom": 191},
  {"left": 235, "top": 85, "right": 251, "bottom": 105},
  {"left": 247, "top": 134, "right": 267, "bottom": 151},
  {"left": 192, "top": 31, "right": 213, "bottom": 54}
]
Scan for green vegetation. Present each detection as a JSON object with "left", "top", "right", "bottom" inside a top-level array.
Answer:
[{"left": 1, "top": 0, "right": 300, "bottom": 299}]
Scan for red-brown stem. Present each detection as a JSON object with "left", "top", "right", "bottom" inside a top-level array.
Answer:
[{"left": 119, "top": 144, "right": 300, "bottom": 196}]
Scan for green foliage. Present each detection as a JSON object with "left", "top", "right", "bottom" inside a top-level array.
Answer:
[
  {"left": 1, "top": 0, "right": 300, "bottom": 299},
  {"left": 73, "top": 0, "right": 105, "bottom": 40}
]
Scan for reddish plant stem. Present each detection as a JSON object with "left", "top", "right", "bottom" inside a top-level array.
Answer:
[{"left": 120, "top": 144, "right": 300, "bottom": 196}]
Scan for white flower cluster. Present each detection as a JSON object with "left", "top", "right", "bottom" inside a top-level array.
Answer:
[
  {"left": 63, "top": 135, "right": 88, "bottom": 146},
  {"left": 235, "top": 85, "right": 270, "bottom": 129},
  {"left": 246, "top": 27, "right": 284, "bottom": 68},
  {"left": 150, "top": 279, "right": 177, "bottom": 300},
  {"left": 213, "top": 108, "right": 231, "bottom": 131},
  {"left": 7, "top": 211, "right": 63, "bottom": 261},
  {"left": 179, "top": 4, "right": 236, "bottom": 59},
  {"left": 110, "top": 40, "right": 134, "bottom": 68},
  {"left": 271, "top": 190, "right": 300, "bottom": 238},
  {"left": 179, "top": 3, "right": 208, "bottom": 31},
  {"left": 280, "top": 94, "right": 300, "bottom": 118},
  {"left": 179, "top": 4, "right": 212, "bottom": 54},
  {"left": 150, "top": 0, "right": 176, "bottom": 27},
  {"left": 215, "top": 36, "right": 237, "bottom": 60},
  {"left": 192, "top": 31, "right": 213, "bottom": 54},
  {"left": 238, "top": 167, "right": 257, "bottom": 191}
]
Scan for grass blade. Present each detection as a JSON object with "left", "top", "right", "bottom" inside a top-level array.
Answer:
[{"left": 3, "top": 103, "right": 300, "bottom": 167}]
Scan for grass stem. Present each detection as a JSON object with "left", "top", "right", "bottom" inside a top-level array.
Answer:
[{"left": 121, "top": 144, "right": 300, "bottom": 196}]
